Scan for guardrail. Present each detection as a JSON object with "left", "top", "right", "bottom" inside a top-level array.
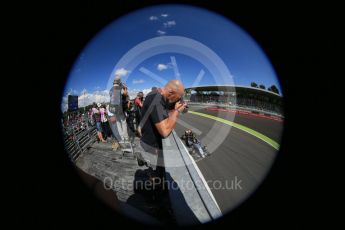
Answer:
[
  {"left": 64, "top": 116, "right": 223, "bottom": 225},
  {"left": 63, "top": 123, "right": 97, "bottom": 162},
  {"left": 162, "top": 131, "right": 222, "bottom": 225}
]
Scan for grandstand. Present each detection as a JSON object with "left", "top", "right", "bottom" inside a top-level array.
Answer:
[{"left": 184, "top": 85, "right": 284, "bottom": 115}]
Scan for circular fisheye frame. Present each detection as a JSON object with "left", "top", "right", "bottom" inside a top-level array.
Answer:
[{"left": 60, "top": 4, "right": 284, "bottom": 226}]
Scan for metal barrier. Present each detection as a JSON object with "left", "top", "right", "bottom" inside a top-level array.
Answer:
[
  {"left": 63, "top": 121, "right": 97, "bottom": 162},
  {"left": 64, "top": 115, "right": 223, "bottom": 225},
  {"left": 162, "top": 131, "right": 222, "bottom": 225}
]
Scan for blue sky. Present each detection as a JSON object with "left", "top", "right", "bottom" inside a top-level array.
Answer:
[{"left": 62, "top": 5, "right": 282, "bottom": 110}]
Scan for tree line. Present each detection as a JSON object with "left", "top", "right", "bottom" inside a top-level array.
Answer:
[{"left": 250, "top": 82, "right": 279, "bottom": 94}]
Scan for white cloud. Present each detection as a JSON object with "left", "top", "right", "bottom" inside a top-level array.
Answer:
[
  {"left": 127, "top": 88, "right": 152, "bottom": 99},
  {"left": 157, "top": 63, "right": 168, "bottom": 71},
  {"left": 61, "top": 87, "right": 156, "bottom": 112},
  {"left": 163, "top": 20, "right": 176, "bottom": 28},
  {"left": 61, "top": 89, "right": 109, "bottom": 112},
  {"left": 67, "top": 88, "right": 78, "bottom": 96},
  {"left": 161, "top": 14, "right": 168, "bottom": 17},
  {"left": 115, "top": 68, "right": 130, "bottom": 77},
  {"left": 149, "top": 16, "right": 158, "bottom": 21},
  {"left": 157, "top": 30, "right": 166, "bottom": 35},
  {"left": 157, "top": 62, "right": 174, "bottom": 71},
  {"left": 132, "top": 79, "right": 144, "bottom": 84},
  {"left": 80, "top": 88, "right": 87, "bottom": 95}
]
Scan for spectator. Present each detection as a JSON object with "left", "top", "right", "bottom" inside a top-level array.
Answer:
[
  {"left": 151, "top": 86, "right": 158, "bottom": 93},
  {"left": 126, "top": 100, "right": 136, "bottom": 136},
  {"left": 139, "top": 80, "right": 187, "bottom": 181},
  {"left": 88, "top": 108, "right": 94, "bottom": 126},
  {"left": 100, "top": 104, "right": 112, "bottom": 140},
  {"left": 134, "top": 92, "right": 144, "bottom": 134},
  {"left": 106, "top": 104, "right": 121, "bottom": 151},
  {"left": 92, "top": 102, "right": 106, "bottom": 143},
  {"left": 108, "top": 76, "right": 129, "bottom": 145},
  {"left": 122, "top": 87, "right": 131, "bottom": 118}
]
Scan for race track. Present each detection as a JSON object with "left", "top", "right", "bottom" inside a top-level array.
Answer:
[{"left": 174, "top": 105, "right": 284, "bottom": 214}]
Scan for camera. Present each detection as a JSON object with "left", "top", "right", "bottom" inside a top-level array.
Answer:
[
  {"left": 168, "top": 98, "right": 189, "bottom": 113},
  {"left": 180, "top": 98, "right": 189, "bottom": 114}
]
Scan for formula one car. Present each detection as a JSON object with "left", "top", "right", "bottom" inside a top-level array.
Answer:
[{"left": 181, "top": 130, "right": 211, "bottom": 158}]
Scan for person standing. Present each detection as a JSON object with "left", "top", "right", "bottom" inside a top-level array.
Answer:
[
  {"left": 139, "top": 80, "right": 187, "bottom": 180},
  {"left": 134, "top": 92, "right": 144, "bottom": 126},
  {"left": 108, "top": 76, "right": 129, "bottom": 145},
  {"left": 100, "top": 104, "right": 112, "bottom": 140},
  {"left": 92, "top": 102, "right": 106, "bottom": 143}
]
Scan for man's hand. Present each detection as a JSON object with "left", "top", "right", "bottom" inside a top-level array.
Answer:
[
  {"left": 155, "top": 101, "right": 186, "bottom": 138},
  {"left": 174, "top": 101, "right": 187, "bottom": 113}
]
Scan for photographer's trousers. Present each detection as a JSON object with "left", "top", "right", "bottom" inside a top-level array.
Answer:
[{"left": 114, "top": 112, "right": 129, "bottom": 142}]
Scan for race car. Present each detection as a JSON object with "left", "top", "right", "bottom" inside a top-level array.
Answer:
[{"left": 181, "top": 130, "right": 211, "bottom": 158}]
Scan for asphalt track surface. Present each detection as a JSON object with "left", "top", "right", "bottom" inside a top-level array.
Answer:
[{"left": 174, "top": 105, "right": 284, "bottom": 214}]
